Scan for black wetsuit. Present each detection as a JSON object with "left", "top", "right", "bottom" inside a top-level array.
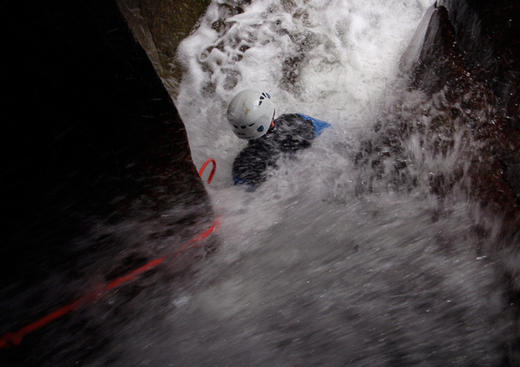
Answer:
[{"left": 232, "top": 113, "right": 318, "bottom": 187}]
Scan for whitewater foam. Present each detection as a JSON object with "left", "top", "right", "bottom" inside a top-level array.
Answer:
[{"left": 131, "top": 0, "right": 518, "bottom": 365}]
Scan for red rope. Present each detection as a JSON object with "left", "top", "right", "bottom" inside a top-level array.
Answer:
[
  {"left": 198, "top": 158, "right": 217, "bottom": 184},
  {"left": 0, "top": 159, "right": 219, "bottom": 348},
  {"left": 0, "top": 218, "right": 220, "bottom": 348}
]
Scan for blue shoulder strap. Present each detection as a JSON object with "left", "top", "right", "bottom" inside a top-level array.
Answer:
[{"left": 299, "top": 114, "right": 331, "bottom": 136}]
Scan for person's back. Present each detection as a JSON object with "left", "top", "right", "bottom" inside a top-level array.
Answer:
[{"left": 227, "top": 90, "right": 330, "bottom": 188}]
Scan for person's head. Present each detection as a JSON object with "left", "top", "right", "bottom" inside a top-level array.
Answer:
[{"left": 227, "top": 89, "right": 275, "bottom": 140}]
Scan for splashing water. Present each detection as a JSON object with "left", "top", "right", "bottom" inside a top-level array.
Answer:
[{"left": 103, "top": 0, "right": 516, "bottom": 365}]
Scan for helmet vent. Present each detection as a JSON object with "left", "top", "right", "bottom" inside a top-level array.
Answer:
[{"left": 248, "top": 123, "right": 254, "bottom": 127}]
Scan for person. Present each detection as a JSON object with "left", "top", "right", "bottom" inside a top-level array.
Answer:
[{"left": 227, "top": 89, "right": 331, "bottom": 188}]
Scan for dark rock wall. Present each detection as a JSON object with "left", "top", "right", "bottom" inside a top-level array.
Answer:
[
  {"left": 439, "top": 0, "right": 520, "bottom": 116},
  {"left": 2, "top": 1, "right": 213, "bottom": 365},
  {"left": 116, "top": 0, "right": 212, "bottom": 91},
  {"left": 410, "top": 0, "right": 520, "bottom": 232},
  {"left": 353, "top": 2, "right": 519, "bottom": 363},
  {"left": 408, "top": 2, "right": 520, "bottom": 364}
]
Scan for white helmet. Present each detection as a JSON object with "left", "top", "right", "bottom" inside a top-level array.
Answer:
[{"left": 227, "top": 89, "right": 275, "bottom": 139}]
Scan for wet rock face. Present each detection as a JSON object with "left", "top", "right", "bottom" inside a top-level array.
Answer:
[
  {"left": 358, "top": 0, "right": 519, "bottom": 232},
  {"left": 412, "top": 0, "right": 520, "bottom": 230},
  {"left": 2, "top": 0, "right": 213, "bottom": 365},
  {"left": 359, "top": 2, "right": 520, "bottom": 363},
  {"left": 117, "top": 0, "right": 212, "bottom": 90},
  {"left": 439, "top": 0, "right": 520, "bottom": 112},
  {"left": 352, "top": 3, "right": 520, "bottom": 363}
]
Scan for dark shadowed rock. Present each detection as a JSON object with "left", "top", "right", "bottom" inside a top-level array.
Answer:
[
  {"left": 355, "top": 3, "right": 520, "bottom": 362},
  {"left": 438, "top": 0, "right": 520, "bottom": 118},
  {"left": 406, "top": 2, "right": 520, "bottom": 364},
  {"left": 1, "top": 1, "right": 215, "bottom": 365},
  {"left": 116, "top": 0, "right": 212, "bottom": 91},
  {"left": 408, "top": 0, "right": 520, "bottom": 232}
]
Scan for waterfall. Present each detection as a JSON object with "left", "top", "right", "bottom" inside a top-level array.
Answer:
[{"left": 94, "top": 0, "right": 515, "bottom": 365}]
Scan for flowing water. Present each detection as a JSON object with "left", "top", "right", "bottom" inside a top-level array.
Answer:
[{"left": 97, "top": 0, "right": 517, "bottom": 365}]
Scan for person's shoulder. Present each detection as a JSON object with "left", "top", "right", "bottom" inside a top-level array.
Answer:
[
  {"left": 274, "top": 113, "right": 314, "bottom": 133},
  {"left": 275, "top": 113, "right": 308, "bottom": 125},
  {"left": 292, "top": 113, "right": 331, "bottom": 136},
  {"left": 274, "top": 113, "right": 312, "bottom": 134}
]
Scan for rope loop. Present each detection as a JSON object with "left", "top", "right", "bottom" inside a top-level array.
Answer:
[{"left": 198, "top": 158, "right": 217, "bottom": 184}]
